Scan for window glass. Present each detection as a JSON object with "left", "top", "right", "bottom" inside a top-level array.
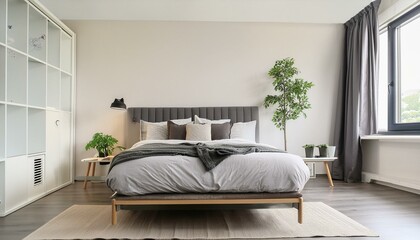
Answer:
[
  {"left": 398, "top": 16, "right": 420, "bottom": 124},
  {"left": 387, "top": 5, "right": 420, "bottom": 132}
]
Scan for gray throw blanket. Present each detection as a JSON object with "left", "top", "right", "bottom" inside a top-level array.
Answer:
[{"left": 109, "top": 143, "right": 284, "bottom": 171}]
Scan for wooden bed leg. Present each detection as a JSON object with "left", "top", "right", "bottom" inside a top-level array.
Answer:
[
  {"left": 112, "top": 199, "right": 117, "bottom": 225},
  {"left": 298, "top": 197, "right": 303, "bottom": 224}
]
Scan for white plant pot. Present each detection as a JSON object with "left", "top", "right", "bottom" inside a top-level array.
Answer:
[{"left": 327, "top": 146, "right": 336, "bottom": 157}]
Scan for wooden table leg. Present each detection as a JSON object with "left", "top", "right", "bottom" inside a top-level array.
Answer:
[
  {"left": 324, "top": 161, "right": 334, "bottom": 187},
  {"left": 92, "top": 162, "right": 96, "bottom": 177},
  {"left": 83, "top": 162, "right": 92, "bottom": 189}
]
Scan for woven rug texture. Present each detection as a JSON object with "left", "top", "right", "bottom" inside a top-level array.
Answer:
[{"left": 23, "top": 202, "right": 378, "bottom": 240}]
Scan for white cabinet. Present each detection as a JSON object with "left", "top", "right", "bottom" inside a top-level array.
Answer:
[
  {"left": 0, "top": 0, "right": 75, "bottom": 216},
  {"left": 4, "top": 156, "right": 28, "bottom": 212},
  {"left": 46, "top": 111, "right": 71, "bottom": 190},
  {"left": 46, "top": 111, "right": 60, "bottom": 190},
  {"left": 59, "top": 112, "right": 71, "bottom": 185}
]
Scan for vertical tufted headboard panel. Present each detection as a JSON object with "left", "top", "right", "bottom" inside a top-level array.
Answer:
[{"left": 126, "top": 106, "right": 259, "bottom": 145}]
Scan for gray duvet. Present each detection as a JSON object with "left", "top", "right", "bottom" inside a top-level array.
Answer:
[
  {"left": 109, "top": 142, "right": 284, "bottom": 171},
  {"left": 106, "top": 139, "right": 310, "bottom": 196}
]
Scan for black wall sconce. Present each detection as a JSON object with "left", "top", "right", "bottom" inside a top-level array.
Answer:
[{"left": 110, "top": 98, "right": 127, "bottom": 110}]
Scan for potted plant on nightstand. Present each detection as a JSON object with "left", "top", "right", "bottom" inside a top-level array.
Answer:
[
  {"left": 85, "top": 132, "right": 125, "bottom": 158},
  {"left": 317, "top": 144, "right": 328, "bottom": 157},
  {"left": 302, "top": 144, "right": 315, "bottom": 157}
]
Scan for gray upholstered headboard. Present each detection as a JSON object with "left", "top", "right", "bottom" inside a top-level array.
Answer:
[{"left": 126, "top": 107, "right": 259, "bottom": 145}]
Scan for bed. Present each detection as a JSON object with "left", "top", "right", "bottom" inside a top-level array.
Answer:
[{"left": 108, "top": 106, "right": 310, "bottom": 225}]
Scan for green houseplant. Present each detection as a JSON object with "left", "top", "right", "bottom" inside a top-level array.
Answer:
[
  {"left": 85, "top": 132, "right": 125, "bottom": 157},
  {"left": 264, "top": 58, "right": 314, "bottom": 151},
  {"left": 302, "top": 144, "right": 315, "bottom": 158},
  {"left": 317, "top": 144, "right": 328, "bottom": 157}
]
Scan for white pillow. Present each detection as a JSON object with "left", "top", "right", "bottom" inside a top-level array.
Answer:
[
  {"left": 186, "top": 123, "right": 211, "bottom": 141},
  {"left": 140, "top": 118, "right": 192, "bottom": 140},
  {"left": 194, "top": 115, "right": 231, "bottom": 124},
  {"left": 230, "top": 121, "right": 257, "bottom": 142},
  {"left": 146, "top": 123, "right": 168, "bottom": 140}
]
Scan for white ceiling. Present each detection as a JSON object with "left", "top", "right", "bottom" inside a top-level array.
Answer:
[{"left": 38, "top": 0, "right": 374, "bottom": 24}]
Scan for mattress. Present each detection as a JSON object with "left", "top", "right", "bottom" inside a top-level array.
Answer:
[{"left": 106, "top": 139, "right": 310, "bottom": 195}]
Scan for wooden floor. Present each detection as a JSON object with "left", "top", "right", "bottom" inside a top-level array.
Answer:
[{"left": 1, "top": 176, "right": 420, "bottom": 240}]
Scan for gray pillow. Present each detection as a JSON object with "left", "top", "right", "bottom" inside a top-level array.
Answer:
[
  {"left": 167, "top": 121, "right": 187, "bottom": 140},
  {"left": 211, "top": 122, "right": 231, "bottom": 140}
]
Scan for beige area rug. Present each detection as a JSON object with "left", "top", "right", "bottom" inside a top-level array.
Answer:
[{"left": 24, "top": 202, "right": 377, "bottom": 240}]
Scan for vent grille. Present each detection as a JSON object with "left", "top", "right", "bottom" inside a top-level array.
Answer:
[{"left": 34, "top": 158, "right": 43, "bottom": 186}]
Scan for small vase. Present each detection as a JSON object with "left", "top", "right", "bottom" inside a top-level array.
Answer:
[{"left": 304, "top": 148, "right": 314, "bottom": 158}]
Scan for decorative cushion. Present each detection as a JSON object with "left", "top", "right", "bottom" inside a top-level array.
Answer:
[
  {"left": 230, "top": 121, "right": 257, "bottom": 142},
  {"left": 186, "top": 124, "right": 211, "bottom": 141},
  {"left": 146, "top": 123, "right": 167, "bottom": 140},
  {"left": 211, "top": 122, "right": 231, "bottom": 140},
  {"left": 140, "top": 118, "right": 191, "bottom": 140},
  {"left": 194, "top": 115, "right": 231, "bottom": 124},
  {"left": 167, "top": 121, "right": 187, "bottom": 140}
]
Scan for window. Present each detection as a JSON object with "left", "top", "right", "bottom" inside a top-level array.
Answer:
[
  {"left": 378, "top": 30, "right": 388, "bottom": 131},
  {"left": 385, "top": 5, "right": 420, "bottom": 132}
]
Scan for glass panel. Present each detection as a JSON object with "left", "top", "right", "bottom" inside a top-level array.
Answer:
[
  {"left": 60, "top": 32, "right": 72, "bottom": 73},
  {"left": 6, "top": 105, "right": 26, "bottom": 157},
  {"left": 28, "top": 108, "right": 46, "bottom": 154},
  {"left": 47, "top": 22, "right": 60, "bottom": 67},
  {"left": 47, "top": 67, "right": 60, "bottom": 109},
  {"left": 378, "top": 31, "right": 388, "bottom": 131},
  {"left": 0, "top": 46, "right": 5, "bottom": 101},
  {"left": 0, "top": 104, "right": 4, "bottom": 159},
  {"left": 0, "top": 0, "right": 6, "bottom": 44},
  {"left": 7, "top": 49, "right": 27, "bottom": 104},
  {"left": 28, "top": 60, "right": 46, "bottom": 107},
  {"left": 60, "top": 73, "right": 71, "bottom": 111},
  {"left": 28, "top": 6, "right": 47, "bottom": 61},
  {"left": 7, "top": 0, "right": 27, "bottom": 52},
  {"left": 398, "top": 16, "right": 420, "bottom": 123}
]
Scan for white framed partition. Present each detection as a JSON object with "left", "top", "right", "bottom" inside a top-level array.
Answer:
[{"left": 0, "top": 0, "right": 75, "bottom": 216}]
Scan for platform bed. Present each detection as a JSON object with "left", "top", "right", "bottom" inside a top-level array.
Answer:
[
  {"left": 111, "top": 107, "right": 305, "bottom": 225},
  {"left": 111, "top": 192, "right": 303, "bottom": 225}
]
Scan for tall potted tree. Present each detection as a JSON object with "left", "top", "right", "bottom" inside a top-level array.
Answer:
[{"left": 264, "top": 58, "right": 314, "bottom": 151}]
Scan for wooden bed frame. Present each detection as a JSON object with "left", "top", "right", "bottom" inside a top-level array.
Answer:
[
  {"left": 111, "top": 193, "right": 303, "bottom": 225},
  {"left": 112, "top": 107, "right": 304, "bottom": 225}
]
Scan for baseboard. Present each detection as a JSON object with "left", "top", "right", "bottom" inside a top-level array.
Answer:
[{"left": 362, "top": 172, "right": 420, "bottom": 195}]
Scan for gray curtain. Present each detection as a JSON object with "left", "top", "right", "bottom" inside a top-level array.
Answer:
[{"left": 332, "top": 0, "right": 381, "bottom": 182}]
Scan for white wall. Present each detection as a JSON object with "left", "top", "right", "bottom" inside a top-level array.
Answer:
[
  {"left": 362, "top": 138, "right": 420, "bottom": 193},
  {"left": 64, "top": 20, "right": 344, "bottom": 178}
]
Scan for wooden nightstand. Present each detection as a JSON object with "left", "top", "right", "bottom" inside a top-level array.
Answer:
[
  {"left": 81, "top": 156, "right": 114, "bottom": 189},
  {"left": 303, "top": 157, "right": 337, "bottom": 187}
]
